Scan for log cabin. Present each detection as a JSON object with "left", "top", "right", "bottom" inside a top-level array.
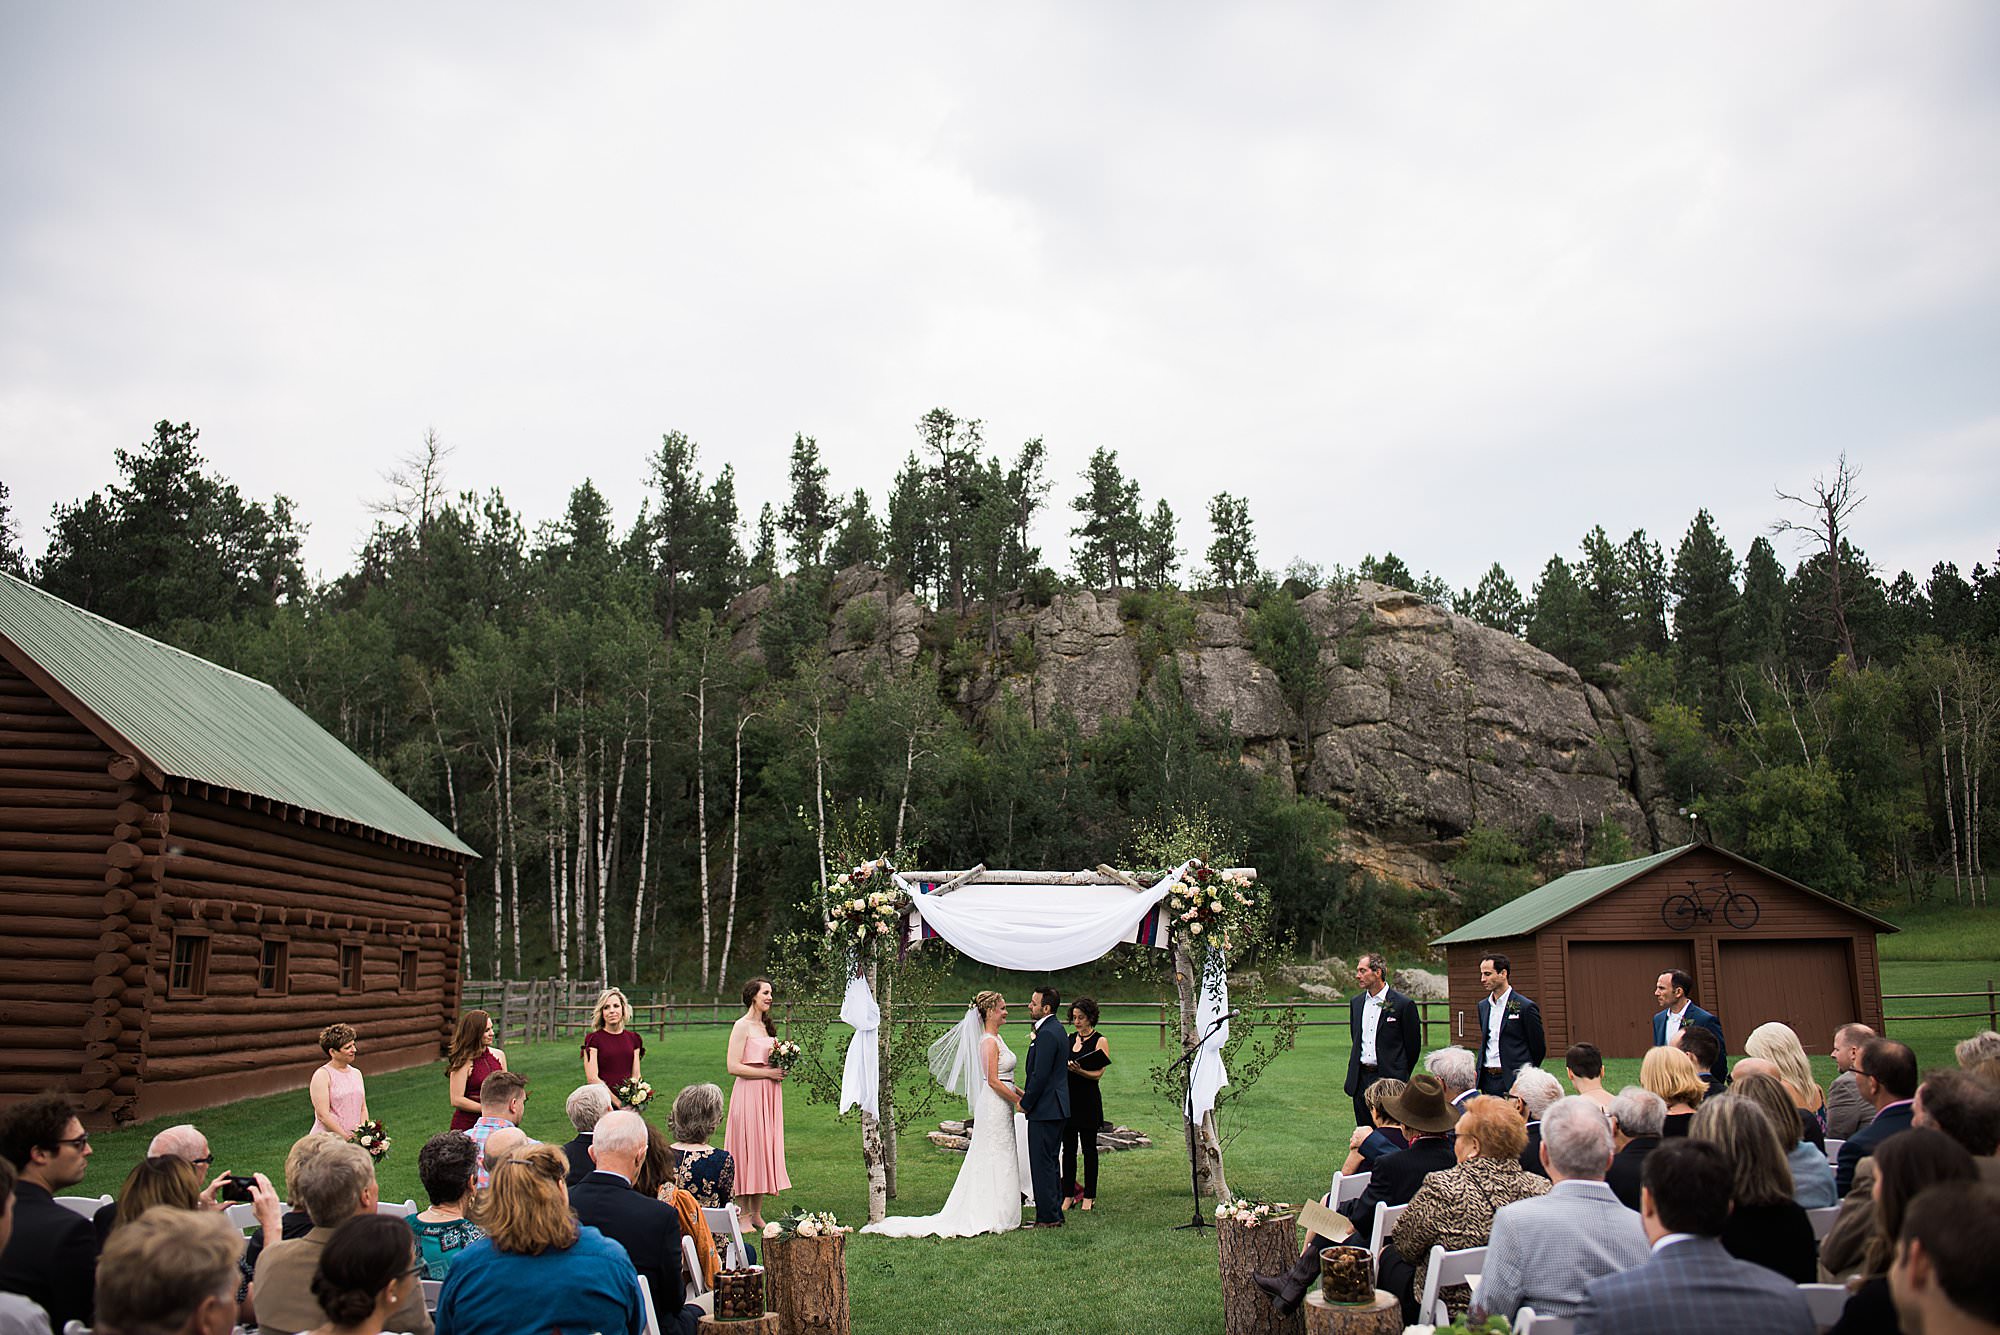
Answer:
[
  {"left": 1433, "top": 841, "right": 1894, "bottom": 1060},
  {"left": 0, "top": 573, "right": 475, "bottom": 1123}
]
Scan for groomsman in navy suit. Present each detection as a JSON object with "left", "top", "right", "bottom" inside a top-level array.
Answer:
[
  {"left": 1476, "top": 952, "right": 1545, "bottom": 1096},
  {"left": 1651, "top": 969, "right": 1726, "bottom": 1066},
  {"left": 1344, "top": 952, "right": 1420, "bottom": 1127}
]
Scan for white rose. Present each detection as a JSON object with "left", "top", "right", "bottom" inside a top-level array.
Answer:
[
  {"left": 798, "top": 1221, "right": 820, "bottom": 1238},
  {"left": 763, "top": 1223, "right": 782, "bottom": 1239},
  {"left": 1191, "top": 922, "right": 1204, "bottom": 934}
]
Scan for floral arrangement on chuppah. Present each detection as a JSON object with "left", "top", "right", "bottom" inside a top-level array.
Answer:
[
  {"left": 819, "top": 858, "right": 908, "bottom": 961},
  {"left": 1165, "top": 860, "right": 1261, "bottom": 958}
]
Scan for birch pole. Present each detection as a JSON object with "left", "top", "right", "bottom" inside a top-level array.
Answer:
[
  {"left": 859, "top": 959, "right": 888, "bottom": 1221},
  {"left": 720, "top": 706, "right": 758, "bottom": 992}
]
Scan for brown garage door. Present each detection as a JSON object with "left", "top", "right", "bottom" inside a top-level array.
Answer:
[
  {"left": 1566, "top": 939, "right": 1698, "bottom": 1058},
  {"left": 1717, "top": 939, "right": 1855, "bottom": 1056}
]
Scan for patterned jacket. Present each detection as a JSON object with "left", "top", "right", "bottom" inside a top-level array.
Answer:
[{"left": 1392, "top": 1155, "right": 1550, "bottom": 1318}]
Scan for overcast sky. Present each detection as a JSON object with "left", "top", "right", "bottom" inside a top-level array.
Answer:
[{"left": 4, "top": 3, "right": 1996, "bottom": 597}]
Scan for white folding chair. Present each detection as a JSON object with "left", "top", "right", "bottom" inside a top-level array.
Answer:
[
  {"left": 53, "top": 1194, "right": 110, "bottom": 1220},
  {"left": 1417, "top": 1243, "right": 1488, "bottom": 1324},
  {"left": 1331, "top": 1170, "right": 1371, "bottom": 1207},
  {"left": 638, "top": 1273, "right": 665, "bottom": 1335},
  {"left": 1368, "top": 1200, "right": 1406, "bottom": 1260},
  {"left": 1800, "top": 1282, "right": 1848, "bottom": 1330},
  {"left": 223, "top": 1201, "right": 259, "bottom": 1232},
  {"left": 421, "top": 1279, "right": 443, "bottom": 1312},
  {"left": 1513, "top": 1309, "right": 1574, "bottom": 1335},
  {"left": 1823, "top": 1138, "right": 1844, "bottom": 1164},
  {"left": 681, "top": 1234, "right": 708, "bottom": 1296},
  {"left": 1806, "top": 1205, "right": 1841, "bottom": 1240},
  {"left": 702, "top": 1203, "right": 750, "bottom": 1269},
  {"left": 376, "top": 1198, "right": 419, "bottom": 1219}
]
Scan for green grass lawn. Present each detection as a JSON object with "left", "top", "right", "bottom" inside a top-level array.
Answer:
[{"left": 69, "top": 951, "right": 2000, "bottom": 1334}]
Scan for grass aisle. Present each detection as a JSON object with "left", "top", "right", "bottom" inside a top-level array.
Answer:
[{"left": 71, "top": 952, "right": 1993, "bottom": 1334}]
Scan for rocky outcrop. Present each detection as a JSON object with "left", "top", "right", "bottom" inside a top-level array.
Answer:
[{"left": 724, "top": 569, "right": 1687, "bottom": 889}]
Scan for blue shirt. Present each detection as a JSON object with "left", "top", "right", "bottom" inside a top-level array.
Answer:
[{"left": 434, "top": 1227, "right": 642, "bottom": 1335}]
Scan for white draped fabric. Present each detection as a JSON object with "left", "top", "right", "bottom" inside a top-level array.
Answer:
[
  {"left": 896, "top": 862, "right": 1187, "bottom": 971},
  {"left": 837, "top": 973, "right": 880, "bottom": 1118},
  {"left": 1189, "top": 962, "right": 1231, "bottom": 1120}
]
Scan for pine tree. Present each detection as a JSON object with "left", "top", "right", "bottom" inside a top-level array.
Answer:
[
  {"left": 780, "top": 433, "right": 836, "bottom": 571},
  {"left": 1204, "top": 493, "right": 1258, "bottom": 602},
  {"left": 1140, "top": 499, "right": 1180, "bottom": 588},
  {"left": 647, "top": 431, "right": 739, "bottom": 635},
  {"left": 1069, "top": 447, "right": 1140, "bottom": 588},
  {"left": 1358, "top": 553, "right": 1416, "bottom": 591},
  {"left": 1464, "top": 563, "right": 1526, "bottom": 636},
  {"left": 748, "top": 503, "right": 779, "bottom": 586},
  {"left": 1577, "top": 525, "right": 1630, "bottom": 658},
  {"left": 1526, "top": 555, "right": 1606, "bottom": 670},
  {"left": 1738, "top": 537, "right": 1789, "bottom": 669},
  {"left": 0, "top": 481, "right": 30, "bottom": 578},
  {"left": 1669, "top": 509, "right": 1739, "bottom": 705},
  {"left": 827, "top": 488, "right": 884, "bottom": 570},
  {"left": 884, "top": 453, "right": 937, "bottom": 602},
  {"left": 1620, "top": 530, "right": 1670, "bottom": 653}
]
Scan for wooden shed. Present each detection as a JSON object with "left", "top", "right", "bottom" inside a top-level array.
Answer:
[
  {"left": 0, "top": 574, "right": 476, "bottom": 1123},
  {"left": 1432, "top": 842, "right": 1895, "bottom": 1060}
]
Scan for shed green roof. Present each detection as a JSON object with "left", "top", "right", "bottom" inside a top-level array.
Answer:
[
  {"left": 0, "top": 573, "right": 475, "bottom": 858},
  {"left": 1431, "top": 841, "right": 1896, "bottom": 945}
]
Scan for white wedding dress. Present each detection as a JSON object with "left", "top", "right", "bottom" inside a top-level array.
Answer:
[{"left": 863, "top": 1033, "right": 1023, "bottom": 1238}]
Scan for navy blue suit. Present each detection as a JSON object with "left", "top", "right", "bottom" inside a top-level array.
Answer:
[
  {"left": 1652, "top": 1003, "right": 1726, "bottom": 1064},
  {"left": 1476, "top": 991, "right": 1546, "bottom": 1095},
  {"left": 1020, "top": 1016, "right": 1070, "bottom": 1223},
  {"left": 1835, "top": 1100, "right": 1915, "bottom": 1197},
  {"left": 1344, "top": 986, "right": 1421, "bottom": 1127},
  {"left": 567, "top": 1171, "right": 697, "bottom": 1335},
  {"left": 0, "top": 1182, "right": 97, "bottom": 1329},
  {"left": 1574, "top": 1235, "right": 1814, "bottom": 1334}
]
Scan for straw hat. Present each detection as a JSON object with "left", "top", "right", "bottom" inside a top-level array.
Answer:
[{"left": 1382, "top": 1072, "right": 1459, "bottom": 1134}]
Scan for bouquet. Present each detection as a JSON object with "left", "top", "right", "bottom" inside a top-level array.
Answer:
[
  {"left": 767, "top": 1039, "right": 802, "bottom": 1072},
  {"left": 1166, "top": 861, "right": 1259, "bottom": 955},
  {"left": 1212, "top": 1197, "right": 1292, "bottom": 1227},
  {"left": 349, "top": 1120, "right": 391, "bottom": 1162},
  {"left": 762, "top": 1208, "right": 849, "bottom": 1241},
  {"left": 821, "top": 859, "right": 907, "bottom": 956},
  {"left": 614, "top": 1077, "right": 654, "bottom": 1108}
]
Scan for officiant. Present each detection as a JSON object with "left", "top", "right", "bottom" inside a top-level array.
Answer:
[{"left": 1064, "top": 997, "right": 1112, "bottom": 1211}]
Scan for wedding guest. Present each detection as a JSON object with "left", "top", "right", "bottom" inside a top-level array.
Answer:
[
  {"left": 309, "top": 1214, "right": 425, "bottom": 1335},
  {"left": 465, "top": 1072, "right": 530, "bottom": 1192},
  {"left": 0, "top": 1159, "right": 51, "bottom": 1335},
  {"left": 106, "top": 1156, "right": 205, "bottom": 1239},
  {"left": 1571, "top": 1139, "right": 1814, "bottom": 1335},
  {"left": 1426, "top": 1046, "right": 1479, "bottom": 1111},
  {"left": 244, "top": 1137, "right": 332, "bottom": 1284},
  {"left": 1063, "top": 997, "right": 1111, "bottom": 1210},
  {"left": 1651, "top": 969, "right": 1725, "bottom": 1067},
  {"left": 93, "top": 1209, "right": 245, "bottom": 1335},
  {"left": 723, "top": 977, "right": 789, "bottom": 1230},
  {"left": 636, "top": 1121, "right": 728, "bottom": 1281},
  {"left": 1345, "top": 953, "right": 1420, "bottom": 1127},
  {"left": 253, "top": 1142, "right": 431, "bottom": 1335},
  {"left": 1384, "top": 1095, "right": 1550, "bottom": 1323},
  {"left": 1566, "top": 1043, "right": 1616, "bottom": 1112},
  {"left": 1340, "top": 1079, "right": 1409, "bottom": 1175},
  {"left": 1690, "top": 1093, "right": 1816, "bottom": 1281},
  {"left": 1473, "top": 1097, "right": 1650, "bottom": 1323},
  {"left": 569, "top": 1112, "right": 699, "bottom": 1335},
  {"left": 580, "top": 988, "right": 646, "bottom": 1107},
  {"left": 1509, "top": 1067, "right": 1564, "bottom": 1177},
  {"left": 409, "top": 1133, "right": 483, "bottom": 1280},
  {"left": 1605, "top": 1087, "right": 1666, "bottom": 1210},
  {"left": 93, "top": 1123, "right": 224, "bottom": 1243},
  {"left": 1837, "top": 1036, "right": 1920, "bottom": 1196},
  {"left": 668, "top": 1083, "right": 736, "bottom": 1209},
  {"left": 1743, "top": 1021, "right": 1829, "bottom": 1136},
  {"left": 1476, "top": 953, "right": 1545, "bottom": 1095},
  {"left": 445, "top": 1011, "right": 507, "bottom": 1135},
  {"left": 1675, "top": 1024, "right": 1727, "bottom": 1100},
  {"left": 1957, "top": 1030, "right": 2000, "bottom": 1069},
  {"left": 1640, "top": 1046, "right": 1705, "bottom": 1136},
  {"left": 1732, "top": 1072, "right": 1837, "bottom": 1208},
  {"left": 0, "top": 1093, "right": 99, "bottom": 1329},
  {"left": 1888, "top": 1182, "right": 2000, "bottom": 1335},
  {"left": 561, "top": 1085, "right": 614, "bottom": 1188},
  {"left": 432, "top": 1145, "right": 641, "bottom": 1335},
  {"left": 309, "top": 1025, "right": 368, "bottom": 1140},
  {"left": 1826, "top": 1130, "right": 1978, "bottom": 1335},
  {"left": 1731, "top": 1057, "right": 1825, "bottom": 1154},
  {"left": 1825, "top": 1023, "right": 1877, "bottom": 1140}
]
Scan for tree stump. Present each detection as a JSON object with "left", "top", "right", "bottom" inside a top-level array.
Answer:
[
  {"left": 699, "top": 1316, "right": 778, "bottom": 1334},
  {"left": 1216, "top": 1214, "right": 1305, "bottom": 1335},
  {"left": 1302, "top": 1290, "right": 1401, "bottom": 1335},
  {"left": 764, "top": 1233, "right": 851, "bottom": 1335}
]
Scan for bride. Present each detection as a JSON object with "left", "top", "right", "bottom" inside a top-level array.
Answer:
[{"left": 863, "top": 989, "right": 1023, "bottom": 1238}]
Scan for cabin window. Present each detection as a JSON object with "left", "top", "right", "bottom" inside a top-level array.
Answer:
[
  {"left": 258, "top": 938, "right": 290, "bottom": 995},
  {"left": 168, "top": 933, "right": 210, "bottom": 998},
  {"left": 399, "top": 948, "right": 419, "bottom": 993},
  {"left": 340, "top": 943, "right": 364, "bottom": 994}
]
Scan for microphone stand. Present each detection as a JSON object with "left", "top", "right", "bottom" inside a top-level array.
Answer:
[{"left": 1168, "top": 1010, "right": 1232, "bottom": 1231}]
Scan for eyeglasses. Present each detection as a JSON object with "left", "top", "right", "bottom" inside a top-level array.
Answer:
[
  {"left": 49, "top": 1133, "right": 90, "bottom": 1150},
  {"left": 191, "top": 1154, "right": 214, "bottom": 1166}
]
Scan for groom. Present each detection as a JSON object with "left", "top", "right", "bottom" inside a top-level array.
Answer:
[{"left": 1020, "top": 984, "right": 1071, "bottom": 1227}]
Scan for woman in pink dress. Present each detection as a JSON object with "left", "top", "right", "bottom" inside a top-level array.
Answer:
[
  {"left": 723, "top": 976, "right": 789, "bottom": 1228},
  {"left": 309, "top": 1023, "right": 369, "bottom": 1137},
  {"left": 446, "top": 1009, "right": 508, "bottom": 1133}
]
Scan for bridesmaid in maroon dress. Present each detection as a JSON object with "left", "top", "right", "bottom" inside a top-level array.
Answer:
[
  {"left": 581, "top": 987, "right": 646, "bottom": 1105},
  {"left": 445, "top": 1009, "right": 507, "bottom": 1133},
  {"left": 724, "top": 977, "right": 790, "bottom": 1228}
]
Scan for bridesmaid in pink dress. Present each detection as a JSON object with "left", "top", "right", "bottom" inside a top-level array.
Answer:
[
  {"left": 309, "top": 1023, "right": 368, "bottom": 1137},
  {"left": 724, "top": 977, "right": 790, "bottom": 1228}
]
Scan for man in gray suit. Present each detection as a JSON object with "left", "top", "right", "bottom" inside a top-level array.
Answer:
[
  {"left": 1573, "top": 1139, "right": 1814, "bottom": 1334},
  {"left": 1473, "top": 1097, "right": 1650, "bottom": 1322},
  {"left": 1825, "top": 1022, "right": 1876, "bottom": 1140}
]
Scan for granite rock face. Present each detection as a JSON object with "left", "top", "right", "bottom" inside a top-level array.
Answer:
[{"left": 725, "top": 571, "right": 1686, "bottom": 888}]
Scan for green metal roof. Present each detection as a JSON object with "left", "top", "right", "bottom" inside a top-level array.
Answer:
[
  {"left": 0, "top": 573, "right": 475, "bottom": 858},
  {"left": 1432, "top": 841, "right": 1897, "bottom": 944},
  {"left": 1432, "top": 845, "right": 1698, "bottom": 944}
]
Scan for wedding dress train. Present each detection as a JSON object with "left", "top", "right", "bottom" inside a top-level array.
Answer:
[{"left": 862, "top": 1035, "right": 1023, "bottom": 1238}]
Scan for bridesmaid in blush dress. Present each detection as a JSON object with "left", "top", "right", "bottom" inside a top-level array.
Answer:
[
  {"left": 723, "top": 976, "right": 790, "bottom": 1228},
  {"left": 309, "top": 1023, "right": 368, "bottom": 1137}
]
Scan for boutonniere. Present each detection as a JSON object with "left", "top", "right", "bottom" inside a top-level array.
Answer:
[{"left": 1506, "top": 999, "right": 1522, "bottom": 1017}]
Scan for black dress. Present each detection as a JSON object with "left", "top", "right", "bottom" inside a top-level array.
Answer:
[{"left": 1063, "top": 1032, "right": 1111, "bottom": 1198}]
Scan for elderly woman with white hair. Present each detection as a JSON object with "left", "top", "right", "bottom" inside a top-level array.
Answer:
[
  {"left": 1507, "top": 1067, "right": 1565, "bottom": 1177},
  {"left": 561, "top": 1084, "right": 616, "bottom": 1187}
]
